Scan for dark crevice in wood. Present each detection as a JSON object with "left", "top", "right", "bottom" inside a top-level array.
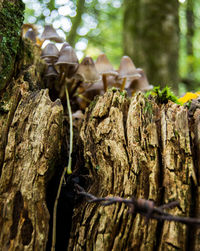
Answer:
[
  {"left": 0, "top": 88, "right": 21, "bottom": 176},
  {"left": 154, "top": 106, "right": 164, "bottom": 251}
]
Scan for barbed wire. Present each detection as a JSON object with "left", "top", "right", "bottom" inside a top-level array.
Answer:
[{"left": 75, "top": 184, "right": 200, "bottom": 226}]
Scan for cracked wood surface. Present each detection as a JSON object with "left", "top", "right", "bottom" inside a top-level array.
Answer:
[
  {"left": 0, "top": 38, "right": 63, "bottom": 250},
  {"left": 68, "top": 90, "right": 199, "bottom": 251}
]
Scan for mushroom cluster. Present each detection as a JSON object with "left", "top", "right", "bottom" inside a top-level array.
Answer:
[{"left": 23, "top": 24, "right": 153, "bottom": 110}]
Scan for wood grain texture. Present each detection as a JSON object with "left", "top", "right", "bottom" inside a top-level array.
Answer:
[
  {"left": 68, "top": 90, "right": 199, "bottom": 251},
  {"left": 0, "top": 35, "right": 63, "bottom": 250}
]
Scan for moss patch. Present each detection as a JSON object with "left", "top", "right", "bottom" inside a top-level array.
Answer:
[
  {"left": 146, "top": 86, "right": 180, "bottom": 105},
  {"left": 0, "top": 1, "right": 24, "bottom": 90}
]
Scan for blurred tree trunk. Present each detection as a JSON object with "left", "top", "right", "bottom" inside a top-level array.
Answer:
[
  {"left": 186, "top": 0, "right": 195, "bottom": 87},
  {"left": 67, "top": 0, "right": 86, "bottom": 47},
  {"left": 123, "top": 0, "right": 180, "bottom": 93}
]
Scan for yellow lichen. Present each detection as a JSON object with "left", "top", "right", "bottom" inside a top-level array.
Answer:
[{"left": 178, "top": 92, "right": 200, "bottom": 104}]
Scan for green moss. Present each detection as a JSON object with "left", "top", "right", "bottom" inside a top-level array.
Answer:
[
  {"left": 0, "top": 1, "right": 25, "bottom": 90},
  {"left": 146, "top": 86, "right": 180, "bottom": 105},
  {"left": 95, "top": 165, "right": 100, "bottom": 171},
  {"left": 144, "top": 100, "right": 153, "bottom": 115},
  {"left": 88, "top": 95, "right": 99, "bottom": 112},
  {"left": 120, "top": 90, "right": 126, "bottom": 97}
]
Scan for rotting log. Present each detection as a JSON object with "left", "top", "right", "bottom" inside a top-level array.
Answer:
[{"left": 68, "top": 90, "right": 200, "bottom": 251}]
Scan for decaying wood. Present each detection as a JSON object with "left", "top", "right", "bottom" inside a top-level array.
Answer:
[
  {"left": 0, "top": 39, "right": 63, "bottom": 250},
  {"left": 68, "top": 90, "right": 200, "bottom": 251}
]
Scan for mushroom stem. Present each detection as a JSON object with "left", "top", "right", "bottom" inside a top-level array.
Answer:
[
  {"left": 68, "top": 78, "right": 76, "bottom": 94},
  {"left": 60, "top": 71, "right": 67, "bottom": 87},
  {"left": 70, "top": 80, "right": 82, "bottom": 97},
  {"left": 120, "top": 77, "right": 127, "bottom": 91},
  {"left": 77, "top": 94, "right": 91, "bottom": 103},
  {"left": 102, "top": 74, "right": 108, "bottom": 92}
]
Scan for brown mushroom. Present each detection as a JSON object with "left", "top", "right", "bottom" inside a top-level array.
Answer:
[
  {"left": 44, "top": 65, "right": 58, "bottom": 78},
  {"left": 41, "top": 25, "right": 64, "bottom": 43},
  {"left": 118, "top": 56, "right": 141, "bottom": 91},
  {"left": 95, "top": 53, "right": 118, "bottom": 92},
  {"left": 25, "top": 29, "right": 36, "bottom": 43},
  {"left": 22, "top": 24, "right": 38, "bottom": 37},
  {"left": 55, "top": 45, "right": 79, "bottom": 78},
  {"left": 129, "top": 68, "right": 153, "bottom": 94},
  {"left": 41, "top": 43, "right": 59, "bottom": 64},
  {"left": 72, "top": 57, "right": 101, "bottom": 105},
  {"left": 76, "top": 80, "right": 104, "bottom": 110},
  {"left": 75, "top": 57, "right": 100, "bottom": 84},
  {"left": 60, "top": 42, "right": 70, "bottom": 53}
]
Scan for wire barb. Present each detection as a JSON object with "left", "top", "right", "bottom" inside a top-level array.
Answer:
[{"left": 75, "top": 184, "right": 200, "bottom": 226}]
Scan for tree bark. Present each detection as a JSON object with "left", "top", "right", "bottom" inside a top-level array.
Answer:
[
  {"left": 123, "top": 0, "right": 180, "bottom": 93},
  {"left": 0, "top": 1, "right": 64, "bottom": 250},
  {"left": 68, "top": 90, "right": 200, "bottom": 251}
]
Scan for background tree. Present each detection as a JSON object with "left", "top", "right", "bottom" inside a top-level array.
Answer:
[{"left": 123, "top": 0, "right": 180, "bottom": 93}]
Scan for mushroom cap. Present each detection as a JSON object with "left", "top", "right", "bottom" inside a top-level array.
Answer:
[
  {"left": 45, "top": 65, "right": 58, "bottom": 78},
  {"left": 25, "top": 29, "right": 36, "bottom": 43},
  {"left": 22, "top": 24, "right": 39, "bottom": 36},
  {"left": 41, "top": 25, "right": 64, "bottom": 43},
  {"left": 95, "top": 53, "right": 118, "bottom": 76},
  {"left": 55, "top": 46, "right": 78, "bottom": 66},
  {"left": 118, "top": 56, "right": 139, "bottom": 80},
  {"left": 41, "top": 43, "right": 59, "bottom": 60},
  {"left": 60, "top": 42, "right": 70, "bottom": 53},
  {"left": 129, "top": 68, "right": 153, "bottom": 91},
  {"left": 75, "top": 57, "right": 101, "bottom": 83},
  {"left": 55, "top": 46, "right": 79, "bottom": 77}
]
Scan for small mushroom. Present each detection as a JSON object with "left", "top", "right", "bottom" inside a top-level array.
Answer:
[
  {"left": 76, "top": 80, "right": 104, "bottom": 110},
  {"left": 44, "top": 65, "right": 58, "bottom": 78},
  {"left": 60, "top": 42, "right": 70, "bottom": 53},
  {"left": 129, "top": 68, "right": 153, "bottom": 94},
  {"left": 41, "top": 43, "right": 60, "bottom": 64},
  {"left": 41, "top": 25, "right": 64, "bottom": 43},
  {"left": 75, "top": 57, "right": 100, "bottom": 84},
  {"left": 55, "top": 45, "right": 79, "bottom": 78},
  {"left": 95, "top": 53, "right": 118, "bottom": 92},
  {"left": 22, "top": 24, "right": 38, "bottom": 37},
  {"left": 25, "top": 29, "right": 36, "bottom": 43},
  {"left": 118, "top": 56, "right": 141, "bottom": 91}
]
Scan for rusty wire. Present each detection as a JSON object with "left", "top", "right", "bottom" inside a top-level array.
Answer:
[{"left": 75, "top": 184, "right": 200, "bottom": 226}]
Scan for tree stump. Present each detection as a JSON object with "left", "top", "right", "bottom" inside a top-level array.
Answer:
[{"left": 68, "top": 90, "right": 200, "bottom": 251}]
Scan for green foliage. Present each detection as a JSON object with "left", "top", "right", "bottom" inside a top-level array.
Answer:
[
  {"left": 23, "top": 0, "right": 123, "bottom": 67},
  {"left": 146, "top": 86, "right": 180, "bottom": 105}
]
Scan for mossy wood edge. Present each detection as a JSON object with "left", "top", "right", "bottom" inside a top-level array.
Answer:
[{"left": 0, "top": 34, "right": 63, "bottom": 249}]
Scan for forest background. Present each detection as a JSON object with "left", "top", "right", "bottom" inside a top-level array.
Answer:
[{"left": 23, "top": 0, "right": 198, "bottom": 95}]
